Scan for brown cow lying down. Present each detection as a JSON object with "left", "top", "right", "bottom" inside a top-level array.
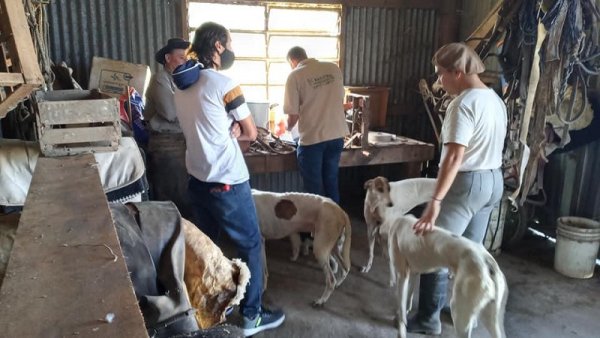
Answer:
[{"left": 182, "top": 218, "right": 250, "bottom": 328}]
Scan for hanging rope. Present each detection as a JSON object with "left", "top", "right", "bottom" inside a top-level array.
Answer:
[{"left": 24, "top": 0, "right": 54, "bottom": 90}]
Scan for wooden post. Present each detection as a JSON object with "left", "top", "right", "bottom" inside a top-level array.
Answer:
[
  {"left": 0, "top": 0, "right": 44, "bottom": 118},
  {"left": 437, "top": 0, "right": 459, "bottom": 47}
]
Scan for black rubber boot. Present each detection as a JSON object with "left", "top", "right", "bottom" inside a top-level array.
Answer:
[{"left": 407, "top": 272, "right": 448, "bottom": 335}]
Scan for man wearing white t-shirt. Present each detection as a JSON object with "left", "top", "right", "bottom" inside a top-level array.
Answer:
[
  {"left": 410, "top": 43, "right": 507, "bottom": 335},
  {"left": 172, "top": 22, "right": 285, "bottom": 337},
  {"left": 283, "top": 46, "right": 348, "bottom": 204}
]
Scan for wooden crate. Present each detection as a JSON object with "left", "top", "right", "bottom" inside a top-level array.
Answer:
[
  {"left": 34, "top": 90, "right": 121, "bottom": 156},
  {"left": 0, "top": 0, "right": 44, "bottom": 118}
]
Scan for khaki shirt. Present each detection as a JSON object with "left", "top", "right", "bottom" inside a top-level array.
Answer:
[
  {"left": 283, "top": 58, "right": 348, "bottom": 145},
  {"left": 145, "top": 68, "right": 182, "bottom": 133}
]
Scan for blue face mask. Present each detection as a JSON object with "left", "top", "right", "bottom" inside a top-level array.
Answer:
[{"left": 219, "top": 48, "right": 235, "bottom": 70}]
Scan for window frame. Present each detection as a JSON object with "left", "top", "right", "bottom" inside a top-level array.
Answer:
[{"left": 187, "top": 1, "right": 343, "bottom": 103}]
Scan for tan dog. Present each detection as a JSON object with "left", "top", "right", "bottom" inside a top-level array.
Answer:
[
  {"left": 362, "top": 176, "right": 436, "bottom": 273},
  {"left": 384, "top": 214, "right": 508, "bottom": 338},
  {"left": 252, "top": 189, "right": 351, "bottom": 306},
  {"left": 182, "top": 218, "right": 250, "bottom": 328}
]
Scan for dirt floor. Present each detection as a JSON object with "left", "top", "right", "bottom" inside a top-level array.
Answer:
[{"left": 226, "top": 212, "right": 600, "bottom": 338}]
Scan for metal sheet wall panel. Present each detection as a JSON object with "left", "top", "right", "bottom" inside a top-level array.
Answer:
[
  {"left": 250, "top": 171, "right": 303, "bottom": 192},
  {"left": 544, "top": 138, "right": 600, "bottom": 223},
  {"left": 458, "top": 0, "right": 502, "bottom": 80},
  {"left": 458, "top": 0, "right": 500, "bottom": 41},
  {"left": 343, "top": 7, "right": 438, "bottom": 137},
  {"left": 47, "top": 0, "right": 180, "bottom": 88}
]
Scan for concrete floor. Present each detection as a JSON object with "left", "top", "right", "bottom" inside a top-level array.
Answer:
[{"left": 227, "top": 214, "right": 600, "bottom": 338}]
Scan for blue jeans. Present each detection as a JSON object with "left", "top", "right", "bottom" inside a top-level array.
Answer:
[
  {"left": 187, "top": 176, "right": 262, "bottom": 318},
  {"left": 296, "top": 138, "right": 344, "bottom": 203}
]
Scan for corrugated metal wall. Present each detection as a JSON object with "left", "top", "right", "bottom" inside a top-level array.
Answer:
[
  {"left": 343, "top": 6, "right": 438, "bottom": 139},
  {"left": 458, "top": 0, "right": 502, "bottom": 78},
  {"left": 341, "top": 6, "right": 439, "bottom": 191},
  {"left": 544, "top": 137, "right": 600, "bottom": 223},
  {"left": 47, "top": 0, "right": 181, "bottom": 88},
  {"left": 458, "top": 0, "right": 500, "bottom": 40}
]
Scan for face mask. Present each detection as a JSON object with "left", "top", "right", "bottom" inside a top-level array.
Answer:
[{"left": 219, "top": 48, "right": 235, "bottom": 70}]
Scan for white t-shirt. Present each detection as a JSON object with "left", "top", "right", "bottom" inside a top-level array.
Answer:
[
  {"left": 440, "top": 88, "right": 507, "bottom": 171},
  {"left": 174, "top": 69, "right": 251, "bottom": 184},
  {"left": 283, "top": 58, "right": 348, "bottom": 146}
]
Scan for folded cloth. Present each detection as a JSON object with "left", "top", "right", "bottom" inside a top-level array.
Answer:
[{"left": 0, "top": 137, "right": 146, "bottom": 206}]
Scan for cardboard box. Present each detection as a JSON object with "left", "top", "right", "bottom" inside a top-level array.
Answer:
[{"left": 88, "top": 57, "right": 151, "bottom": 98}]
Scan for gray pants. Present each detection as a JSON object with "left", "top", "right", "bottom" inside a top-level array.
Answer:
[{"left": 437, "top": 168, "right": 504, "bottom": 242}]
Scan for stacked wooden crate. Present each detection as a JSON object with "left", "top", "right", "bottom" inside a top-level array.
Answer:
[
  {"left": 0, "top": 0, "right": 43, "bottom": 119},
  {"left": 34, "top": 90, "right": 121, "bottom": 156}
]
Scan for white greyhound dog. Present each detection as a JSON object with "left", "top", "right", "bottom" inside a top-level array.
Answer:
[
  {"left": 252, "top": 189, "right": 351, "bottom": 306},
  {"left": 365, "top": 177, "right": 508, "bottom": 338},
  {"left": 362, "top": 176, "right": 436, "bottom": 273},
  {"left": 384, "top": 213, "right": 508, "bottom": 338}
]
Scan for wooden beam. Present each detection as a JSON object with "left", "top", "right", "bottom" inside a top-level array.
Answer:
[
  {"left": 340, "top": 0, "right": 440, "bottom": 9},
  {"left": 0, "top": 155, "right": 148, "bottom": 337},
  {"left": 0, "top": 72, "right": 24, "bottom": 86},
  {"left": 465, "top": 1, "right": 503, "bottom": 52},
  {"left": 0, "top": 84, "right": 35, "bottom": 119},
  {"left": 40, "top": 126, "right": 120, "bottom": 145},
  {"left": 191, "top": 0, "right": 441, "bottom": 9},
  {"left": 437, "top": 0, "right": 459, "bottom": 47},
  {"left": 339, "top": 143, "right": 434, "bottom": 167},
  {"left": 180, "top": 0, "right": 189, "bottom": 39},
  {"left": 0, "top": 0, "right": 43, "bottom": 85}
]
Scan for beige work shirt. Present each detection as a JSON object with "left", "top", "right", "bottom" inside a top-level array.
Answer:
[{"left": 283, "top": 58, "right": 348, "bottom": 145}]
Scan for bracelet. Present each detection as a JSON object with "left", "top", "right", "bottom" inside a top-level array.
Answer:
[{"left": 432, "top": 197, "right": 443, "bottom": 202}]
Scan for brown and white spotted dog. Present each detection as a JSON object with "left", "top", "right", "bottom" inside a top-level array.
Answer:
[{"left": 251, "top": 189, "right": 352, "bottom": 306}]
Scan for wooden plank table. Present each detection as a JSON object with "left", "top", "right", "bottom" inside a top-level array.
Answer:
[
  {"left": 245, "top": 137, "right": 434, "bottom": 174},
  {"left": 0, "top": 154, "right": 147, "bottom": 337}
]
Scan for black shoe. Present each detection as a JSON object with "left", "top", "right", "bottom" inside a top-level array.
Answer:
[{"left": 406, "top": 315, "right": 442, "bottom": 335}]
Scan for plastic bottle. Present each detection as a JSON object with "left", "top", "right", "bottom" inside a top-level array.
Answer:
[{"left": 268, "top": 104, "right": 278, "bottom": 133}]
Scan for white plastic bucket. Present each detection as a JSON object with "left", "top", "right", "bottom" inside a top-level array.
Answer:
[
  {"left": 247, "top": 102, "right": 269, "bottom": 129},
  {"left": 554, "top": 216, "right": 600, "bottom": 279}
]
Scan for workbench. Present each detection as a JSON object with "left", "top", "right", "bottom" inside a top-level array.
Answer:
[{"left": 245, "top": 136, "right": 434, "bottom": 174}]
